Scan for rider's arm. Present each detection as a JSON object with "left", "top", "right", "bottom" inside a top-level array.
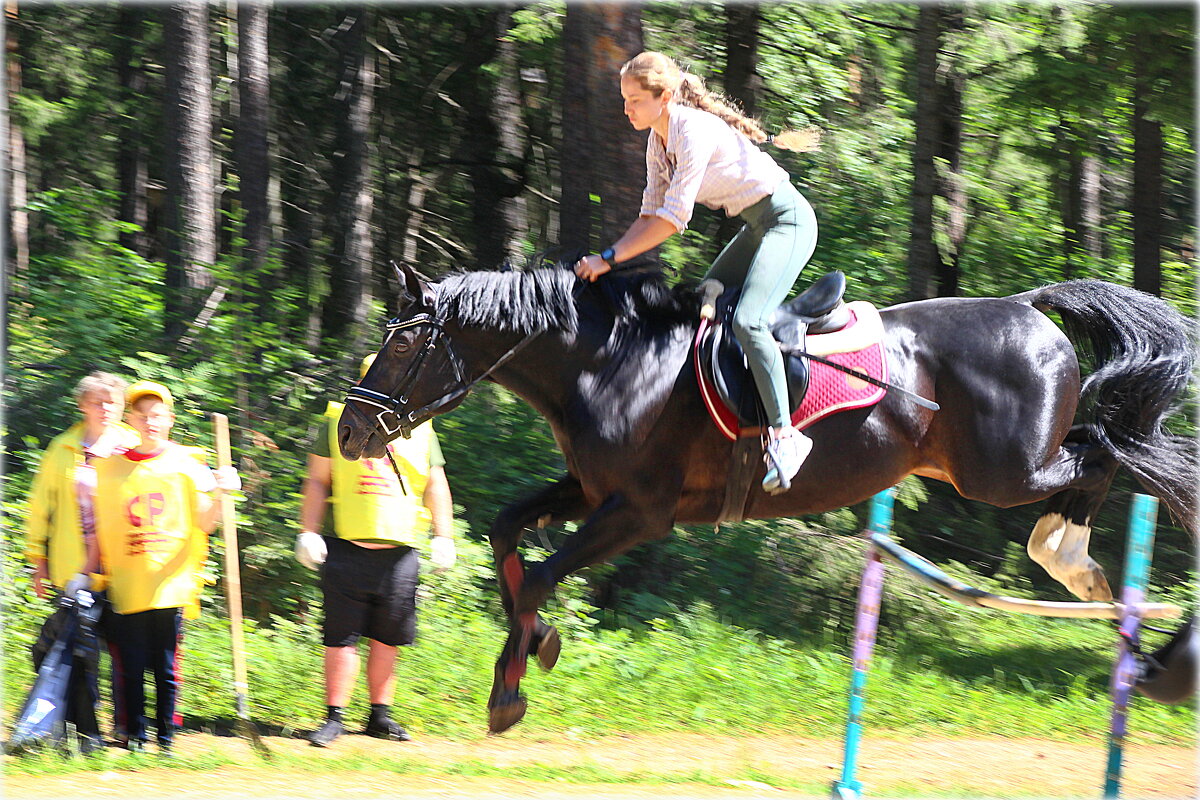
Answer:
[
  {"left": 608, "top": 215, "right": 680, "bottom": 263},
  {"left": 575, "top": 215, "right": 679, "bottom": 282}
]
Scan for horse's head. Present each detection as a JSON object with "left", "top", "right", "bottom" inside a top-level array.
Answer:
[{"left": 338, "top": 263, "right": 469, "bottom": 460}]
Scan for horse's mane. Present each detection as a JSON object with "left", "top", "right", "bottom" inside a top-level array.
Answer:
[{"left": 434, "top": 262, "right": 697, "bottom": 336}]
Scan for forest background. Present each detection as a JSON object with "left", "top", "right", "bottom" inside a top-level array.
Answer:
[{"left": 2, "top": 1, "right": 1196, "bottom": 740}]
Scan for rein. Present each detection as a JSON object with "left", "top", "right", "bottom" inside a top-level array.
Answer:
[{"left": 345, "top": 310, "right": 544, "bottom": 443}]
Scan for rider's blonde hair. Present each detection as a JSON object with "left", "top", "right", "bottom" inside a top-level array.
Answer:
[{"left": 620, "top": 51, "right": 820, "bottom": 152}]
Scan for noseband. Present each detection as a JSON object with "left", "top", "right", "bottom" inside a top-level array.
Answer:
[{"left": 345, "top": 310, "right": 541, "bottom": 442}]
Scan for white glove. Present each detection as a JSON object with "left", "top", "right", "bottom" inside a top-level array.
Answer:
[
  {"left": 430, "top": 536, "right": 456, "bottom": 571},
  {"left": 214, "top": 465, "right": 242, "bottom": 492},
  {"left": 63, "top": 573, "right": 90, "bottom": 597},
  {"left": 295, "top": 531, "right": 327, "bottom": 570}
]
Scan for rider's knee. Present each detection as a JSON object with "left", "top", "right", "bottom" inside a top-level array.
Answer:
[{"left": 730, "top": 311, "right": 768, "bottom": 344}]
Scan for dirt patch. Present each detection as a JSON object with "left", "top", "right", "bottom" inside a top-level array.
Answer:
[{"left": 4, "top": 731, "right": 1195, "bottom": 799}]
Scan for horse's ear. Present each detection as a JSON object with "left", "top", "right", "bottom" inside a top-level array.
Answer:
[{"left": 392, "top": 261, "right": 434, "bottom": 309}]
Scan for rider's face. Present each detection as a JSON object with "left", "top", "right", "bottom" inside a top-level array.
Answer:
[{"left": 621, "top": 75, "right": 669, "bottom": 131}]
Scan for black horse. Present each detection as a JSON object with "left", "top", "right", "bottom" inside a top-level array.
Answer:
[{"left": 338, "top": 262, "right": 1196, "bottom": 734}]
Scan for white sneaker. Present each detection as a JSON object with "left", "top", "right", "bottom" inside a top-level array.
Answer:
[{"left": 762, "top": 431, "right": 813, "bottom": 494}]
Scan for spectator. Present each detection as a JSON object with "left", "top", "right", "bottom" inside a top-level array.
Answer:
[
  {"left": 297, "top": 354, "right": 456, "bottom": 747},
  {"left": 23, "top": 371, "right": 139, "bottom": 753},
  {"left": 93, "top": 380, "right": 240, "bottom": 754}
]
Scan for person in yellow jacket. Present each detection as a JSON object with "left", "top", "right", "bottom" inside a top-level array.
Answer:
[
  {"left": 23, "top": 371, "right": 140, "bottom": 752},
  {"left": 297, "top": 354, "right": 456, "bottom": 748},
  {"left": 93, "top": 381, "right": 241, "bottom": 754}
]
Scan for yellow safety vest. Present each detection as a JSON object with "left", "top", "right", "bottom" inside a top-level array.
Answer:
[
  {"left": 325, "top": 402, "right": 433, "bottom": 547},
  {"left": 94, "top": 444, "right": 213, "bottom": 618},
  {"left": 24, "top": 421, "right": 141, "bottom": 588}
]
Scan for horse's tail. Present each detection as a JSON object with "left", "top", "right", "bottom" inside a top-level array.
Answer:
[{"left": 1010, "top": 280, "right": 1198, "bottom": 534}]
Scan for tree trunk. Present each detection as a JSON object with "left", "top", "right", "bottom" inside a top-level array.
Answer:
[
  {"left": 321, "top": 7, "right": 375, "bottom": 347},
  {"left": 559, "top": 2, "right": 644, "bottom": 251},
  {"left": 558, "top": 6, "right": 591, "bottom": 250},
  {"left": 1131, "top": 27, "right": 1163, "bottom": 297},
  {"left": 906, "top": 5, "right": 941, "bottom": 301},
  {"left": 115, "top": 5, "right": 149, "bottom": 258},
  {"left": 723, "top": 2, "right": 760, "bottom": 118},
  {"left": 7, "top": 1, "right": 28, "bottom": 289},
  {"left": 450, "top": 7, "right": 528, "bottom": 268},
  {"left": 162, "top": 2, "right": 217, "bottom": 341},
  {"left": 1079, "top": 154, "right": 1102, "bottom": 261},
  {"left": 272, "top": 4, "right": 323, "bottom": 348},
  {"left": 718, "top": 2, "right": 761, "bottom": 252},
  {"left": 935, "top": 7, "right": 965, "bottom": 299},
  {"left": 235, "top": 1, "right": 272, "bottom": 315}
]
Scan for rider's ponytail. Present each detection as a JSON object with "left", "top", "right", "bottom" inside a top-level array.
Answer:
[{"left": 621, "top": 51, "right": 821, "bottom": 153}]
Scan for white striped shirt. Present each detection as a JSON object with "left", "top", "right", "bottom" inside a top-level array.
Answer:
[{"left": 640, "top": 104, "right": 789, "bottom": 231}]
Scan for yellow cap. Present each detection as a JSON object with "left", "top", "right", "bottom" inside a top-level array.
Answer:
[
  {"left": 360, "top": 353, "right": 377, "bottom": 379},
  {"left": 125, "top": 380, "right": 174, "bottom": 410}
]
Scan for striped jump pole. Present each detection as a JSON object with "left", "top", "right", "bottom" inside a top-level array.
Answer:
[
  {"left": 832, "top": 488, "right": 895, "bottom": 800},
  {"left": 1104, "top": 493, "right": 1159, "bottom": 799},
  {"left": 833, "top": 490, "right": 1176, "bottom": 800}
]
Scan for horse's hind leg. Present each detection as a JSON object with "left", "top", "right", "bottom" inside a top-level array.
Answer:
[{"left": 1026, "top": 429, "right": 1120, "bottom": 601}]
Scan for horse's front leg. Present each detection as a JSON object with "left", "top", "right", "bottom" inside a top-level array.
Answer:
[
  {"left": 489, "top": 489, "right": 678, "bottom": 734},
  {"left": 487, "top": 477, "right": 589, "bottom": 732}
]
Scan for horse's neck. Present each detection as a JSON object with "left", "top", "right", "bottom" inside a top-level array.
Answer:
[
  {"left": 491, "top": 320, "right": 695, "bottom": 449},
  {"left": 484, "top": 331, "right": 577, "bottom": 415}
]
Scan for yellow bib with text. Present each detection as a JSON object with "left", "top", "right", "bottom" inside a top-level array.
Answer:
[{"left": 94, "top": 445, "right": 212, "bottom": 617}]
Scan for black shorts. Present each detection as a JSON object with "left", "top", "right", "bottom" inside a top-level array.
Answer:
[{"left": 320, "top": 537, "right": 419, "bottom": 648}]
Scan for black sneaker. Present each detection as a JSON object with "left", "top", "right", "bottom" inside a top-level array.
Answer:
[
  {"left": 363, "top": 717, "right": 411, "bottom": 741},
  {"left": 308, "top": 717, "right": 345, "bottom": 748},
  {"left": 79, "top": 735, "right": 106, "bottom": 756}
]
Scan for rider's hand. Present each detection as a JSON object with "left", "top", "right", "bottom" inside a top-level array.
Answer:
[
  {"left": 295, "top": 530, "right": 328, "bottom": 570},
  {"left": 574, "top": 254, "right": 612, "bottom": 283}
]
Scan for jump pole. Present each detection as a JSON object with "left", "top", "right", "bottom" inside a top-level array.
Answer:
[
  {"left": 832, "top": 490, "right": 1176, "bottom": 800},
  {"left": 1104, "top": 493, "right": 1158, "bottom": 799},
  {"left": 831, "top": 488, "right": 894, "bottom": 800}
]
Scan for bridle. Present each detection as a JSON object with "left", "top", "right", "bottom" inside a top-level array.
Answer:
[{"left": 345, "top": 309, "right": 542, "bottom": 442}]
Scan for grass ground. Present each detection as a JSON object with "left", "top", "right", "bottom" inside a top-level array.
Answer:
[{"left": 3, "top": 730, "right": 1196, "bottom": 799}]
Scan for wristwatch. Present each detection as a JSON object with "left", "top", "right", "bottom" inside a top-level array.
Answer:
[{"left": 599, "top": 247, "right": 616, "bottom": 265}]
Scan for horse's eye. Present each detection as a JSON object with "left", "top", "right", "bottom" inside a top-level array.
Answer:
[{"left": 394, "top": 340, "right": 411, "bottom": 354}]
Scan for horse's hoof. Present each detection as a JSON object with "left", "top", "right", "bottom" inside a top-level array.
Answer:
[
  {"left": 1087, "top": 565, "right": 1114, "bottom": 602},
  {"left": 487, "top": 693, "right": 528, "bottom": 735},
  {"left": 536, "top": 625, "right": 561, "bottom": 672}
]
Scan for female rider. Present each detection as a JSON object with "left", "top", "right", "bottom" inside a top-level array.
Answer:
[{"left": 574, "top": 51, "right": 819, "bottom": 493}]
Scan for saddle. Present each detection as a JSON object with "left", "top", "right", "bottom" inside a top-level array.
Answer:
[{"left": 695, "top": 271, "right": 889, "bottom": 441}]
